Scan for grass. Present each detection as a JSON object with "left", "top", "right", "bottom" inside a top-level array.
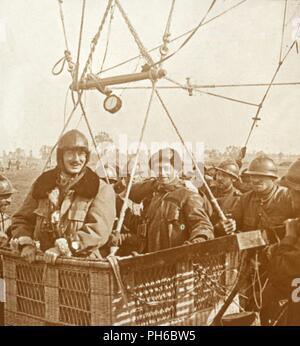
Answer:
[
  {"left": 3, "top": 164, "right": 289, "bottom": 216},
  {"left": 4, "top": 166, "right": 43, "bottom": 215}
]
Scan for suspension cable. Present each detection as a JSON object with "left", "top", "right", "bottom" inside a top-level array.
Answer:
[
  {"left": 159, "top": 0, "right": 176, "bottom": 64},
  {"left": 79, "top": 0, "right": 113, "bottom": 83},
  {"left": 109, "top": 81, "right": 300, "bottom": 90},
  {"left": 111, "top": 82, "right": 157, "bottom": 255},
  {"left": 153, "top": 0, "right": 217, "bottom": 67},
  {"left": 165, "top": 77, "right": 260, "bottom": 107},
  {"left": 279, "top": 0, "right": 288, "bottom": 64},
  {"left": 74, "top": 0, "right": 87, "bottom": 86},
  {"left": 78, "top": 96, "right": 110, "bottom": 184},
  {"left": 114, "top": 0, "right": 154, "bottom": 65},
  {"left": 97, "top": 0, "right": 247, "bottom": 75},
  {"left": 99, "top": 1, "right": 116, "bottom": 74},
  {"left": 155, "top": 89, "right": 226, "bottom": 222},
  {"left": 42, "top": 91, "right": 84, "bottom": 172},
  {"left": 244, "top": 40, "right": 297, "bottom": 147},
  {"left": 57, "top": 0, "right": 69, "bottom": 51}
]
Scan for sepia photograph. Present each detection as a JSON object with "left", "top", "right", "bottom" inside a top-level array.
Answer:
[{"left": 0, "top": 0, "right": 300, "bottom": 330}]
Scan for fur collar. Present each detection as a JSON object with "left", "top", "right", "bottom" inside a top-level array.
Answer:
[{"left": 32, "top": 166, "right": 100, "bottom": 200}]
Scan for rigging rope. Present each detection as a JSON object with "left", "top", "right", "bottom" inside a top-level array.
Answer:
[
  {"left": 109, "top": 81, "right": 300, "bottom": 90},
  {"left": 114, "top": 0, "right": 154, "bottom": 65},
  {"left": 78, "top": 95, "right": 110, "bottom": 184},
  {"left": 159, "top": 0, "right": 176, "bottom": 64},
  {"left": 155, "top": 89, "right": 226, "bottom": 222},
  {"left": 42, "top": 91, "right": 84, "bottom": 172},
  {"left": 152, "top": 0, "right": 217, "bottom": 67},
  {"left": 165, "top": 77, "right": 260, "bottom": 107},
  {"left": 111, "top": 82, "right": 157, "bottom": 255},
  {"left": 52, "top": 1, "right": 75, "bottom": 76},
  {"left": 244, "top": 40, "right": 298, "bottom": 147},
  {"left": 97, "top": 0, "right": 247, "bottom": 75},
  {"left": 99, "top": 1, "right": 116, "bottom": 74},
  {"left": 74, "top": 0, "right": 87, "bottom": 85},
  {"left": 57, "top": 0, "right": 69, "bottom": 51},
  {"left": 79, "top": 0, "right": 113, "bottom": 82},
  {"left": 279, "top": 0, "right": 288, "bottom": 64}
]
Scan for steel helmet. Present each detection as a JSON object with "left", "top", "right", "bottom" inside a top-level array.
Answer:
[
  {"left": 215, "top": 159, "right": 240, "bottom": 180},
  {"left": 56, "top": 129, "right": 90, "bottom": 165},
  {"left": 244, "top": 155, "right": 278, "bottom": 179},
  {"left": 280, "top": 159, "right": 300, "bottom": 190},
  {"left": 0, "top": 174, "right": 15, "bottom": 196}
]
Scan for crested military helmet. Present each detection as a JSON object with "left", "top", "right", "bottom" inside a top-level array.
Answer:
[
  {"left": 0, "top": 174, "right": 15, "bottom": 196},
  {"left": 57, "top": 129, "right": 90, "bottom": 164},
  {"left": 149, "top": 148, "right": 182, "bottom": 172},
  {"left": 245, "top": 155, "right": 278, "bottom": 179},
  {"left": 280, "top": 159, "right": 300, "bottom": 191},
  {"left": 215, "top": 159, "right": 240, "bottom": 180}
]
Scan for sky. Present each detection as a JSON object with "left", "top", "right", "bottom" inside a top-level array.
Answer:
[{"left": 0, "top": 0, "right": 300, "bottom": 156}]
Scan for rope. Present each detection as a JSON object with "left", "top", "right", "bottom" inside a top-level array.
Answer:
[
  {"left": 111, "top": 82, "right": 157, "bottom": 255},
  {"left": 106, "top": 255, "right": 134, "bottom": 324},
  {"left": 78, "top": 95, "right": 110, "bottom": 184},
  {"left": 57, "top": 0, "right": 69, "bottom": 51},
  {"left": 74, "top": 0, "right": 86, "bottom": 85},
  {"left": 114, "top": 0, "right": 154, "bottom": 65},
  {"left": 107, "top": 81, "right": 300, "bottom": 90},
  {"left": 165, "top": 77, "right": 260, "bottom": 107},
  {"left": 159, "top": 0, "right": 176, "bottom": 64},
  {"left": 252, "top": 252, "right": 263, "bottom": 310},
  {"left": 97, "top": 0, "right": 247, "bottom": 75},
  {"left": 152, "top": 0, "right": 217, "bottom": 67},
  {"left": 99, "top": 1, "right": 115, "bottom": 74},
  {"left": 155, "top": 89, "right": 226, "bottom": 221},
  {"left": 279, "top": 0, "right": 288, "bottom": 64},
  {"left": 52, "top": 1, "right": 75, "bottom": 76},
  {"left": 42, "top": 91, "right": 83, "bottom": 172},
  {"left": 79, "top": 0, "right": 113, "bottom": 82},
  {"left": 244, "top": 40, "right": 297, "bottom": 147}
]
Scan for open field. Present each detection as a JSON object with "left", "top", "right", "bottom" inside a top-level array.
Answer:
[
  {"left": 5, "top": 166, "right": 43, "bottom": 215},
  {"left": 3, "top": 163, "right": 290, "bottom": 216}
]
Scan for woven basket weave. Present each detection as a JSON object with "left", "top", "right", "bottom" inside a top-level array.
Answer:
[{"left": 0, "top": 234, "right": 243, "bottom": 326}]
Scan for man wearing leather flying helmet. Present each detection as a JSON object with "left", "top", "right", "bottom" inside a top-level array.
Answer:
[{"left": 10, "top": 129, "right": 116, "bottom": 264}]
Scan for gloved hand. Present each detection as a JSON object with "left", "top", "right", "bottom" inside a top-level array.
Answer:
[
  {"left": 55, "top": 238, "right": 72, "bottom": 257},
  {"left": 20, "top": 245, "right": 37, "bottom": 263},
  {"left": 216, "top": 218, "right": 236, "bottom": 235},
  {"left": 44, "top": 247, "right": 60, "bottom": 265},
  {"left": 184, "top": 237, "right": 206, "bottom": 245},
  {"left": 0, "top": 231, "right": 8, "bottom": 248},
  {"left": 108, "top": 231, "right": 129, "bottom": 247},
  {"left": 284, "top": 218, "right": 300, "bottom": 238}
]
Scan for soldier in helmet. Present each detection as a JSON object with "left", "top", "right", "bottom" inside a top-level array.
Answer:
[
  {"left": 10, "top": 130, "right": 116, "bottom": 264},
  {"left": 212, "top": 159, "right": 242, "bottom": 213},
  {"left": 231, "top": 155, "right": 295, "bottom": 325},
  {"left": 126, "top": 148, "right": 214, "bottom": 254},
  {"left": 0, "top": 175, "right": 15, "bottom": 247},
  {"left": 232, "top": 155, "right": 294, "bottom": 236},
  {"left": 266, "top": 159, "right": 300, "bottom": 325}
]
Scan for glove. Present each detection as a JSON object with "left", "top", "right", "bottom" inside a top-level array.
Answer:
[
  {"left": 0, "top": 231, "right": 8, "bottom": 248},
  {"left": 44, "top": 247, "right": 60, "bottom": 265},
  {"left": 284, "top": 218, "right": 300, "bottom": 238},
  {"left": 216, "top": 218, "right": 236, "bottom": 235},
  {"left": 20, "top": 245, "right": 37, "bottom": 263},
  {"left": 55, "top": 238, "right": 72, "bottom": 257},
  {"left": 108, "top": 231, "right": 129, "bottom": 247},
  {"left": 184, "top": 237, "right": 206, "bottom": 245}
]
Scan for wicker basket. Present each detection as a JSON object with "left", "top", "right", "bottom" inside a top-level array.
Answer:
[{"left": 0, "top": 234, "right": 252, "bottom": 326}]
